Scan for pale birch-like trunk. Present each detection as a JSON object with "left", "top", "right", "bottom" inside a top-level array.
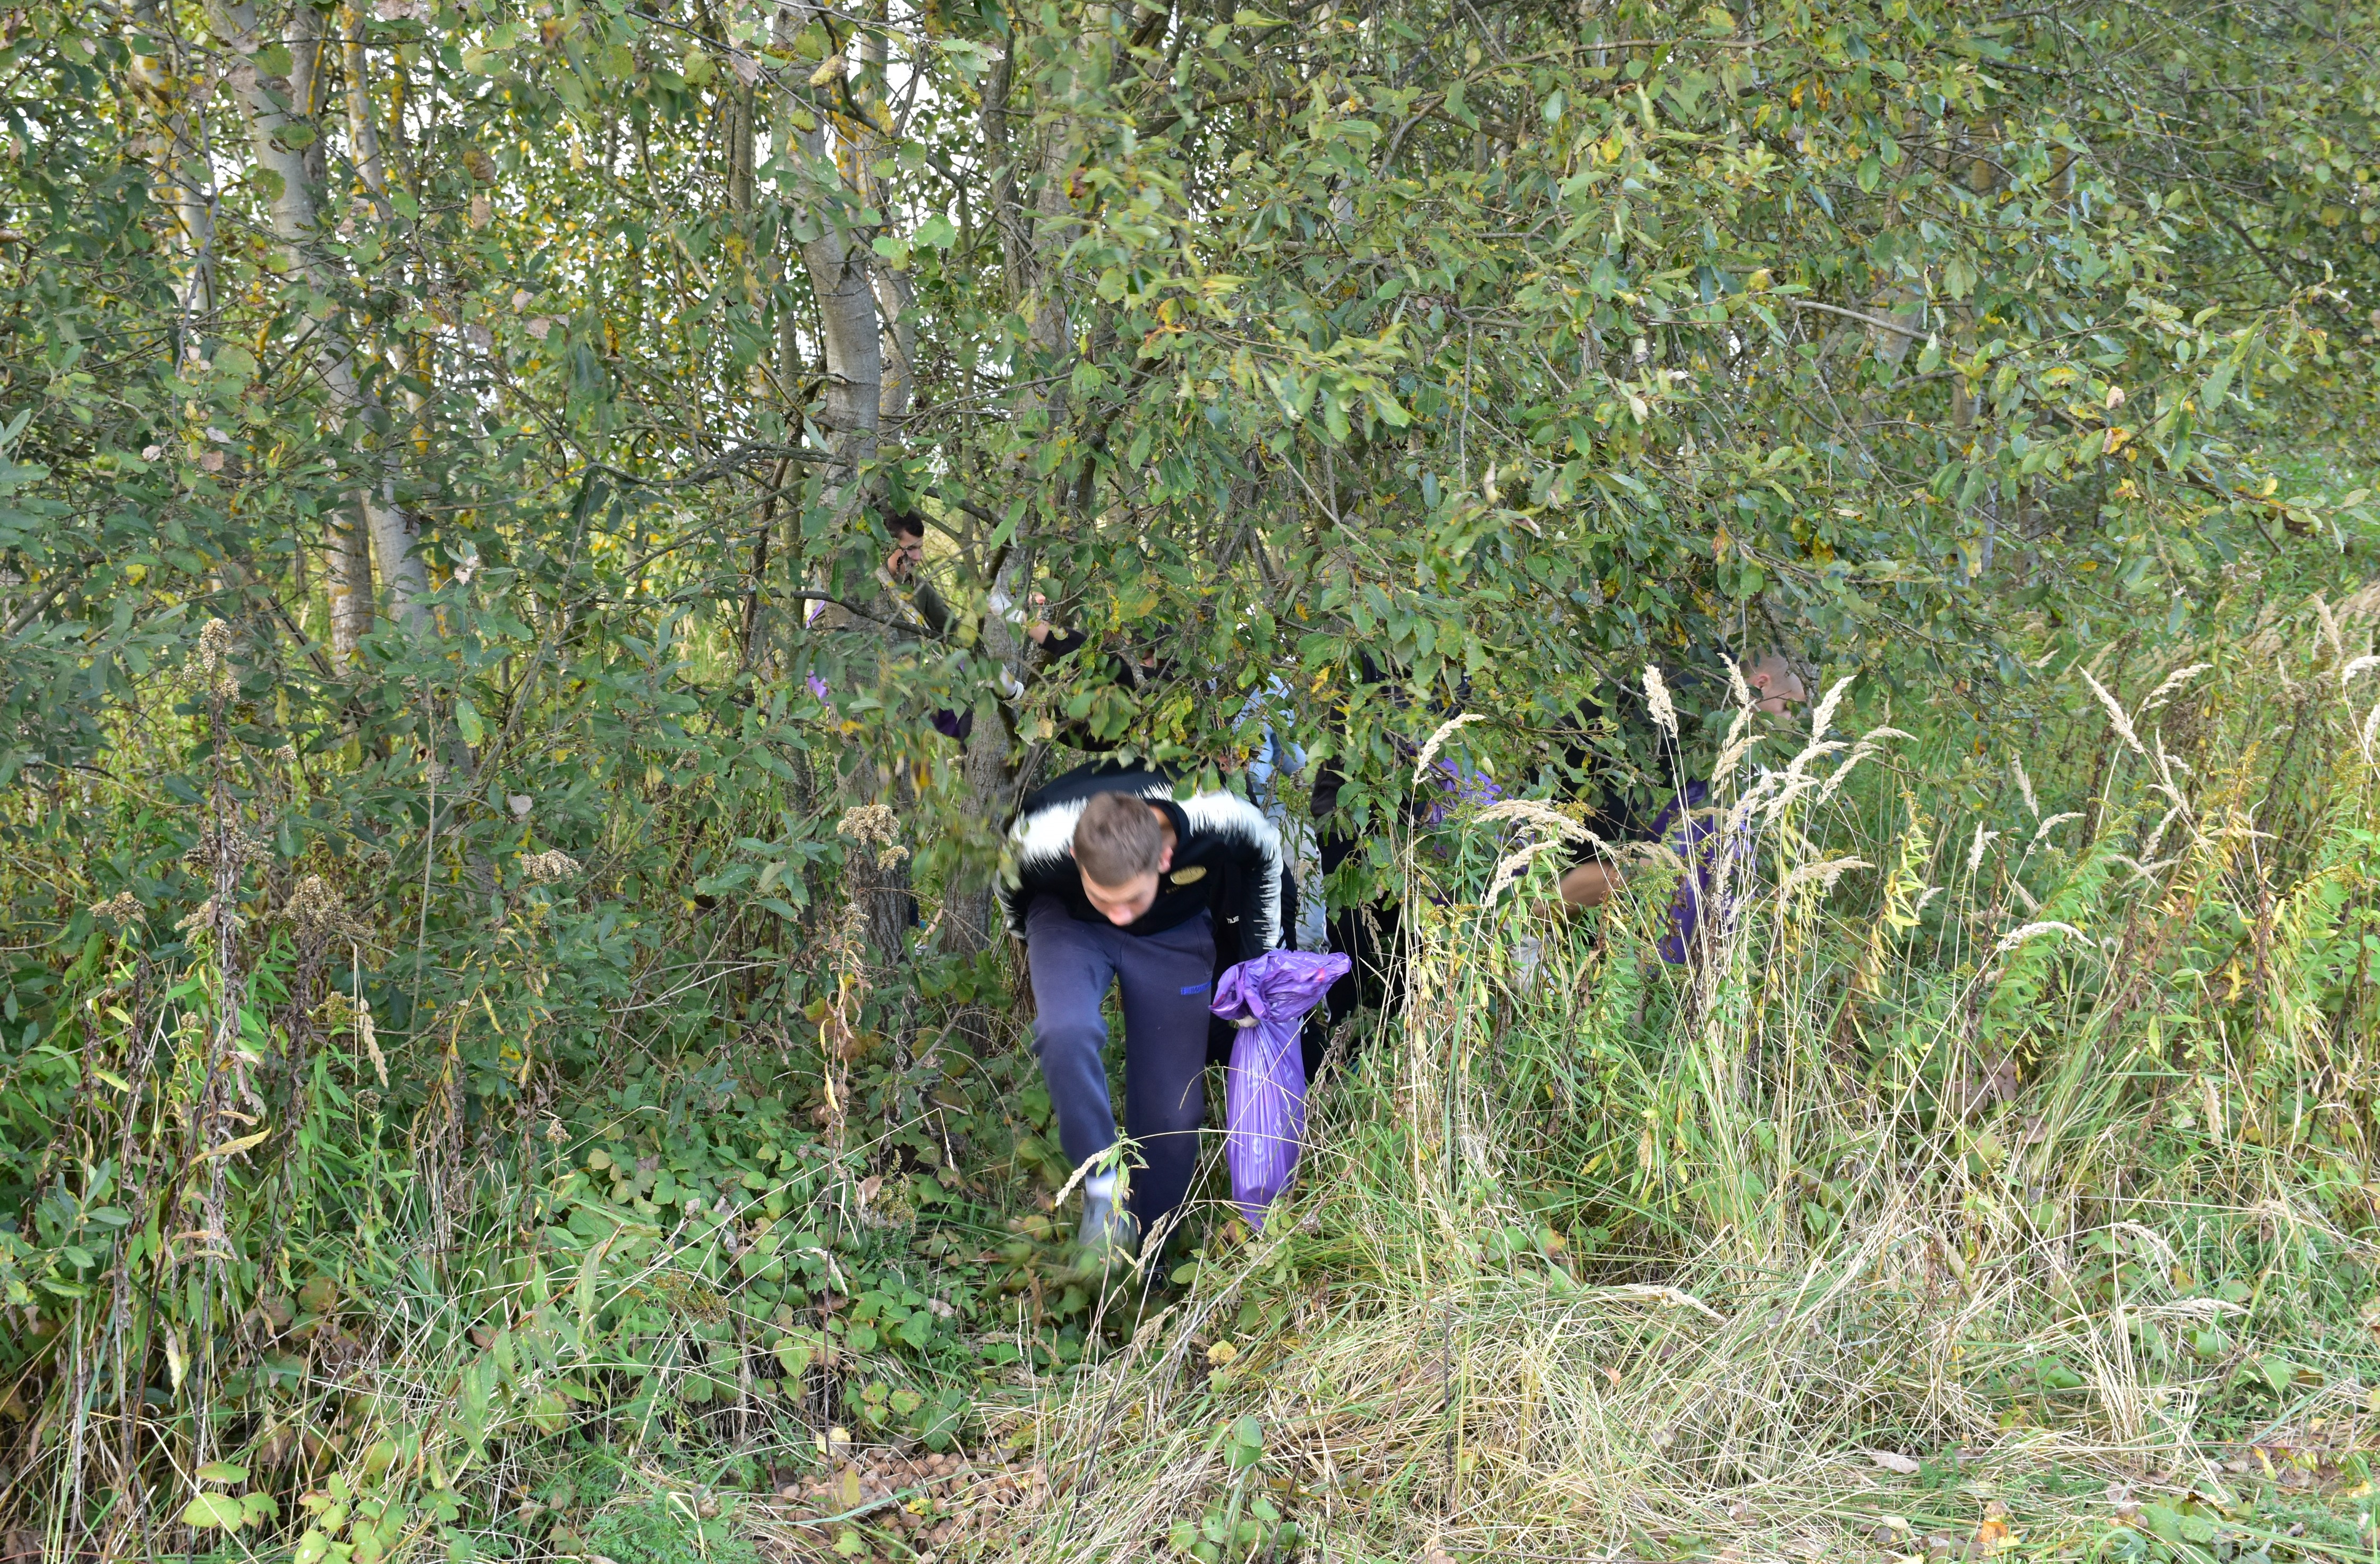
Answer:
[
  {"left": 318, "top": 0, "right": 398, "bottom": 662},
  {"left": 129, "top": 1, "right": 217, "bottom": 343},
  {"left": 208, "top": 0, "right": 430, "bottom": 639},
  {"left": 773, "top": 8, "right": 883, "bottom": 489}
]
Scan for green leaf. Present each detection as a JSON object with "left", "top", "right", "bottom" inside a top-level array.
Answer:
[
  {"left": 182, "top": 1493, "right": 248, "bottom": 1531},
  {"left": 2200, "top": 358, "right": 2236, "bottom": 410},
  {"left": 454, "top": 696, "right": 486, "bottom": 747},
  {"left": 773, "top": 1333, "right": 817, "bottom": 1378},
  {"left": 195, "top": 1462, "right": 249, "bottom": 1484},
  {"left": 577, "top": 1230, "right": 619, "bottom": 1328}
]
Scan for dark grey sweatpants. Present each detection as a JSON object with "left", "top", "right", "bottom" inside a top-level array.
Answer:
[{"left": 1025, "top": 895, "right": 1216, "bottom": 1235}]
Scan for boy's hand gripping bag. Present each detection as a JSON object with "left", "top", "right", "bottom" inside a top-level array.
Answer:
[{"left": 1210, "top": 950, "right": 1351, "bottom": 1229}]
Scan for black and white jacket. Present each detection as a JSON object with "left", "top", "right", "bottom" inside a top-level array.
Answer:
[{"left": 999, "top": 764, "right": 1289, "bottom": 965}]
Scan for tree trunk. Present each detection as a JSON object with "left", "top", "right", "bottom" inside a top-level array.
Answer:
[
  {"left": 129, "top": 2, "right": 217, "bottom": 348},
  {"left": 940, "top": 16, "right": 1093, "bottom": 954},
  {"left": 321, "top": 0, "right": 394, "bottom": 662},
  {"left": 773, "top": 9, "right": 883, "bottom": 491},
  {"left": 208, "top": 0, "right": 430, "bottom": 639}
]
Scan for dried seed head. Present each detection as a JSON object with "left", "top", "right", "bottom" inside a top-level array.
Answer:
[
  {"left": 2315, "top": 594, "right": 2343, "bottom": 660},
  {"left": 175, "top": 898, "right": 244, "bottom": 939},
  {"left": 2136, "top": 663, "right": 2211, "bottom": 718},
  {"left": 1411, "top": 712, "right": 1485, "bottom": 785},
  {"left": 182, "top": 821, "right": 270, "bottom": 871},
  {"left": 2079, "top": 667, "right": 2145, "bottom": 756},
  {"left": 837, "top": 802, "right": 899, "bottom": 844},
  {"left": 196, "top": 617, "right": 234, "bottom": 671},
  {"left": 1475, "top": 798, "right": 1587, "bottom": 841},
  {"left": 283, "top": 874, "right": 357, "bottom": 938},
  {"left": 1807, "top": 674, "right": 1856, "bottom": 744},
  {"left": 1993, "top": 920, "right": 2088, "bottom": 954},
  {"left": 89, "top": 892, "right": 146, "bottom": 928},
  {"left": 1485, "top": 837, "right": 1564, "bottom": 903},
  {"left": 1642, "top": 665, "right": 1677, "bottom": 737},
  {"left": 521, "top": 849, "right": 582, "bottom": 884},
  {"left": 837, "top": 804, "right": 905, "bottom": 867},
  {"left": 355, "top": 997, "right": 387, "bottom": 1087},
  {"left": 1778, "top": 856, "right": 1870, "bottom": 896},
  {"left": 193, "top": 618, "right": 240, "bottom": 697}
]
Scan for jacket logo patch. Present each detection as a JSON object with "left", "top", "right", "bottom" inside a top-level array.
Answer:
[{"left": 1168, "top": 865, "right": 1207, "bottom": 885}]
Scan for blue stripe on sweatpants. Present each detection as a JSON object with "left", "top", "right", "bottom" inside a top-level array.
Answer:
[{"left": 1024, "top": 896, "right": 1216, "bottom": 1239}]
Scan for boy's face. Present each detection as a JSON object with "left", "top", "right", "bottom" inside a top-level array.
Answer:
[
  {"left": 1080, "top": 869, "right": 1161, "bottom": 925},
  {"left": 1748, "top": 657, "right": 1807, "bottom": 715},
  {"left": 887, "top": 529, "right": 925, "bottom": 579}
]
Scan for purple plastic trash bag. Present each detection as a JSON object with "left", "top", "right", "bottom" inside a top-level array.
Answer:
[{"left": 1210, "top": 950, "right": 1351, "bottom": 1229}]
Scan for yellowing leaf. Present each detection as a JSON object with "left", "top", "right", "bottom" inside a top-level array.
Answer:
[{"left": 194, "top": 1130, "right": 270, "bottom": 1164}]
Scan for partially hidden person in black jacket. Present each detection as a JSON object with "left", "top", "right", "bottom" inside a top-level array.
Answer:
[
  {"left": 1307, "top": 651, "right": 1417, "bottom": 1054},
  {"left": 997, "top": 764, "right": 1285, "bottom": 1263}
]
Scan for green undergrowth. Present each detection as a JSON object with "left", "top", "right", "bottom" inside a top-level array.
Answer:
[
  {"left": 5, "top": 592, "right": 2380, "bottom": 1560},
  {"left": 976, "top": 598, "right": 2380, "bottom": 1563}
]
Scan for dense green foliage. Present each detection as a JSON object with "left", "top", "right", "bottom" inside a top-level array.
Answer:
[
  {"left": 0, "top": 0, "right": 2376, "bottom": 1557},
  {"left": 999, "top": 620, "right": 2380, "bottom": 1563}
]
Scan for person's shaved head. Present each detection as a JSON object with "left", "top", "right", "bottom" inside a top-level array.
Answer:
[{"left": 1746, "top": 653, "right": 1807, "bottom": 714}]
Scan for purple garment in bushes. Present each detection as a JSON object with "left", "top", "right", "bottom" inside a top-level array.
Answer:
[
  {"left": 1210, "top": 950, "right": 1351, "bottom": 1229},
  {"left": 1644, "top": 780, "right": 1752, "bottom": 963},
  {"left": 1419, "top": 757, "right": 1503, "bottom": 826}
]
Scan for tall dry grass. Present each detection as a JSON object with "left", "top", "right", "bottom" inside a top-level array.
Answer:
[{"left": 975, "top": 596, "right": 2380, "bottom": 1563}]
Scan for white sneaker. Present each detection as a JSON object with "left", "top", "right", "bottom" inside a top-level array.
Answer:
[{"left": 1077, "top": 1183, "right": 1141, "bottom": 1263}]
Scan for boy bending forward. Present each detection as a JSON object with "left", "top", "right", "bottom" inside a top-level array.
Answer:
[{"left": 999, "top": 766, "right": 1285, "bottom": 1259}]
